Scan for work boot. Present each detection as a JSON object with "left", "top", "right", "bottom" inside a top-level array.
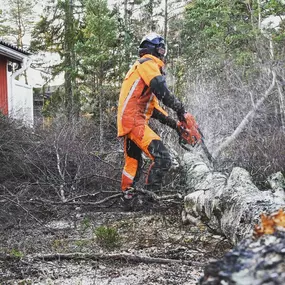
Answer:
[
  {"left": 121, "top": 187, "right": 138, "bottom": 211},
  {"left": 122, "top": 187, "right": 136, "bottom": 200},
  {"left": 121, "top": 187, "right": 144, "bottom": 212}
]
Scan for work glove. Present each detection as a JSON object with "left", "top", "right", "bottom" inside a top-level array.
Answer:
[{"left": 177, "top": 108, "right": 186, "bottom": 122}]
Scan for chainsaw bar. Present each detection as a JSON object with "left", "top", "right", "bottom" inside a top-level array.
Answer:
[
  {"left": 200, "top": 138, "right": 214, "bottom": 163},
  {"left": 179, "top": 128, "right": 214, "bottom": 163}
]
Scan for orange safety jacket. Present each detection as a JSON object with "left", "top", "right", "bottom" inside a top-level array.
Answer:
[{"left": 117, "top": 54, "right": 184, "bottom": 137}]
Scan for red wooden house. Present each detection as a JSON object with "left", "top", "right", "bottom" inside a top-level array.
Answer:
[{"left": 0, "top": 40, "right": 33, "bottom": 125}]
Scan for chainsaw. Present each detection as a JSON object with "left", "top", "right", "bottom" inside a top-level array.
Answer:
[{"left": 177, "top": 113, "right": 214, "bottom": 163}]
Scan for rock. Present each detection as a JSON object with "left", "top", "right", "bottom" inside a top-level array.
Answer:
[{"left": 199, "top": 231, "right": 285, "bottom": 285}]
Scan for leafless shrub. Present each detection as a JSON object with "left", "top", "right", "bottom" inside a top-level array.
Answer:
[
  {"left": 0, "top": 115, "right": 122, "bottom": 227},
  {"left": 30, "top": 117, "right": 120, "bottom": 197},
  {"left": 0, "top": 115, "right": 34, "bottom": 185}
]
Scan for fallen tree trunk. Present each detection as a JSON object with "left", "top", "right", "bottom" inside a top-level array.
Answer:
[{"left": 182, "top": 152, "right": 285, "bottom": 244}]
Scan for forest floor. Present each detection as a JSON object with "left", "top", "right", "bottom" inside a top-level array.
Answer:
[{"left": 0, "top": 200, "right": 232, "bottom": 285}]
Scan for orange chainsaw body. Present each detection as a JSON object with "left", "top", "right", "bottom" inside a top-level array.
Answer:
[{"left": 177, "top": 113, "right": 202, "bottom": 146}]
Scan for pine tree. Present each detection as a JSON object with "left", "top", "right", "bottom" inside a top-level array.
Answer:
[
  {"left": 1, "top": 0, "right": 36, "bottom": 84},
  {"left": 0, "top": 9, "right": 9, "bottom": 37},
  {"left": 76, "top": 0, "right": 118, "bottom": 152},
  {"left": 31, "top": 0, "right": 84, "bottom": 119}
]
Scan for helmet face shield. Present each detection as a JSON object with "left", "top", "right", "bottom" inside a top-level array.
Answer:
[{"left": 157, "top": 44, "right": 167, "bottom": 58}]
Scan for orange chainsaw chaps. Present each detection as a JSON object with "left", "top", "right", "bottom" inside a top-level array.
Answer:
[{"left": 177, "top": 113, "right": 202, "bottom": 146}]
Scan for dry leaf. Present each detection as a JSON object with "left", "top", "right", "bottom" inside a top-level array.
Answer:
[{"left": 253, "top": 209, "right": 285, "bottom": 238}]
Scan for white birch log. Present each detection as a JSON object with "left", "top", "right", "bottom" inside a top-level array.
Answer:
[{"left": 182, "top": 152, "right": 285, "bottom": 244}]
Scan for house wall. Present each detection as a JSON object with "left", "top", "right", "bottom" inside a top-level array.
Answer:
[
  {"left": 9, "top": 79, "right": 34, "bottom": 126},
  {"left": 0, "top": 55, "right": 8, "bottom": 115}
]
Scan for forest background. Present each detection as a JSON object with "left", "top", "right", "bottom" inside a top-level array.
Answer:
[{"left": 0, "top": 0, "right": 284, "bottom": 224}]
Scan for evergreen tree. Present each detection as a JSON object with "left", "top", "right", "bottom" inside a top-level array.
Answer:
[
  {"left": 141, "top": 0, "right": 162, "bottom": 32},
  {"left": 76, "top": 0, "right": 118, "bottom": 152},
  {"left": 0, "top": 9, "right": 9, "bottom": 37},
  {"left": 180, "top": 0, "right": 285, "bottom": 71},
  {"left": 31, "top": 0, "right": 84, "bottom": 119},
  {"left": 3, "top": 0, "right": 35, "bottom": 49},
  {"left": 1, "top": 0, "right": 36, "bottom": 83},
  {"left": 165, "top": 0, "right": 187, "bottom": 96},
  {"left": 181, "top": 0, "right": 260, "bottom": 70}
]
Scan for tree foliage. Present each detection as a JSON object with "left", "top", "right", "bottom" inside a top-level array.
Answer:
[
  {"left": 77, "top": 0, "right": 118, "bottom": 86},
  {"left": 182, "top": 0, "right": 261, "bottom": 70},
  {"left": 31, "top": 0, "right": 84, "bottom": 118},
  {"left": 0, "top": 0, "right": 35, "bottom": 48},
  {"left": 0, "top": 9, "right": 9, "bottom": 37}
]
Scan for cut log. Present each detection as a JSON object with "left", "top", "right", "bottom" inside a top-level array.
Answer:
[{"left": 182, "top": 152, "right": 285, "bottom": 244}]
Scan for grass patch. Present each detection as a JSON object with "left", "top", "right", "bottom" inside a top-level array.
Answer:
[{"left": 94, "top": 226, "right": 121, "bottom": 250}]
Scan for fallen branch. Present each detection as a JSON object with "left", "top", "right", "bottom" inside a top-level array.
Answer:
[
  {"left": 136, "top": 188, "right": 183, "bottom": 201},
  {"left": 23, "top": 188, "right": 182, "bottom": 210},
  {"left": 30, "top": 193, "right": 122, "bottom": 207},
  {"left": 26, "top": 252, "right": 203, "bottom": 267}
]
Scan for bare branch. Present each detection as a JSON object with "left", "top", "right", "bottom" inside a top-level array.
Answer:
[{"left": 213, "top": 70, "right": 277, "bottom": 159}]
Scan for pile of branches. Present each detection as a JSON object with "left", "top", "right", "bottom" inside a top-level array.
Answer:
[
  {"left": 0, "top": 116, "right": 123, "bottom": 227},
  {"left": 0, "top": 115, "right": 185, "bottom": 228}
]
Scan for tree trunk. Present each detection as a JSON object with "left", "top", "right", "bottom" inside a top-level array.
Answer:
[
  {"left": 164, "top": 0, "right": 168, "bottom": 42},
  {"left": 99, "top": 89, "right": 104, "bottom": 154},
  {"left": 64, "top": 0, "right": 78, "bottom": 120},
  {"left": 182, "top": 152, "right": 285, "bottom": 245}
]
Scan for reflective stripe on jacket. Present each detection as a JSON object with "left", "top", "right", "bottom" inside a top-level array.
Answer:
[{"left": 117, "top": 54, "right": 168, "bottom": 137}]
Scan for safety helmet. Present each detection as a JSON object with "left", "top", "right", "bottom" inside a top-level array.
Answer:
[{"left": 139, "top": 32, "right": 167, "bottom": 60}]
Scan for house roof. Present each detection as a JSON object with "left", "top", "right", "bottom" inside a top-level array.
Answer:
[
  {"left": 0, "top": 40, "right": 31, "bottom": 62},
  {"left": 0, "top": 40, "right": 31, "bottom": 55}
]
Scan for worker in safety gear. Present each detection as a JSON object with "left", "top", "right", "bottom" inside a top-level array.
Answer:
[{"left": 117, "top": 32, "right": 198, "bottom": 200}]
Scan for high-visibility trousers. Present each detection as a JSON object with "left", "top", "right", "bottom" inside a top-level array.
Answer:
[{"left": 121, "top": 124, "right": 171, "bottom": 191}]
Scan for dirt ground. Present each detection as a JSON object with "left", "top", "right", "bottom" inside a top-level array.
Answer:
[{"left": 0, "top": 203, "right": 232, "bottom": 285}]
